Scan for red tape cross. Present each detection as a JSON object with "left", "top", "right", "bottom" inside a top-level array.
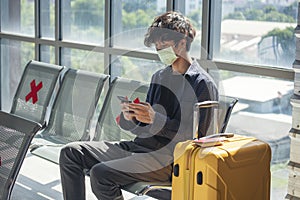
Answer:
[{"left": 25, "top": 80, "right": 43, "bottom": 104}]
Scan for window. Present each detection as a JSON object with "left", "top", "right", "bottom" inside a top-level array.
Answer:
[
  {"left": 1, "top": 40, "right": 34, "bottom": 111},
  {"left": 61, "top": 0, "right": 105, "bottom": 44},
  {"left": 212, "top": 0, "right": 298, "bottom": 68},
  {"left": 61, "top": 48, "right": 105, "bottom": 73},
  {"left": 111, "top": 0, "right": 167, "bottom": 50},
  {"left": 40, "top": 1, "right": 55, "bottom": 39},
  {"left": 40, "top": 45, "right": 55, "bottom": 64},
  {"left": 1, "top": 0, "right": 35, "bottom": 36},
  {"left": 111, "top": 56, "right": 164, "bottom": 81}
]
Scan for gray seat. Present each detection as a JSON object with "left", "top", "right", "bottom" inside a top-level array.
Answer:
[
  {"left": 94, "top": 76, "right": 149, "bottom": 141},
  {"left": 122, "top": 95, "right": 238, "bottom": 199},
  {"left": 30, "top": 68, "right": 109, "bottom": 163},
  {"left": 10, "top": 60, "right": 64, "bottom": 126},
  {"left": 0, "top": 111, "right": 42, "bottom": 200}
]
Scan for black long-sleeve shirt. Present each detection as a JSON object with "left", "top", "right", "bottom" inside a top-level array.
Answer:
[{"left": 119, "top": 60, "right": 218, "bottom": 152}]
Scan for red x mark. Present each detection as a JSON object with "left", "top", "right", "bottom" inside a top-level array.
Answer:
[{"left": 25, "top": 80, "right": 43, "bottom": 104}]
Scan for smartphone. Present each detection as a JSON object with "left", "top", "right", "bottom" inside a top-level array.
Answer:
[{"left": 117, "top": 96, "right": 132, "bottom": 103}]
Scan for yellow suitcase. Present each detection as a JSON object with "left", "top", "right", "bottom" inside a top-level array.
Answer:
[{"left": 171, "top": 134, "right": 271, "bottom": 200}]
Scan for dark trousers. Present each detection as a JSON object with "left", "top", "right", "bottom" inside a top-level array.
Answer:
[{"left": 59, "top": 140, "right": 173, "bottom": 200}]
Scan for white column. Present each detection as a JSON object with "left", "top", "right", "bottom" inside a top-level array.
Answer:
[{"left": 286, "top": 2, "right": 300, "bottom": 199}]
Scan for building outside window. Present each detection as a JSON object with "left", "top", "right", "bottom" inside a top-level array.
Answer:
[{"left": 214, "top": 0, "right": 297, "bottom": 68}]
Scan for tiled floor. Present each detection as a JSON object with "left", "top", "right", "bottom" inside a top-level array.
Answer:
[{"left": 11, "top": 152, "right": 156, "bottom": 200}]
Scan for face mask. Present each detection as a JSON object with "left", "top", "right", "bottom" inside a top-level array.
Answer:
[{"left": 157, "top": 46, "right": 178, "bottom": 66}]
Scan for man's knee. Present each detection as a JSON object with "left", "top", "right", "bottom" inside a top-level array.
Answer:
[
  {"left": 59, "top": 142, "right": 82, "bottom": 166},
  {"left": 90, "top": 163, "right": 111, "bottom": 183},
  {"left": 89, "top": 163, "right": 124, "bottom": 199}
]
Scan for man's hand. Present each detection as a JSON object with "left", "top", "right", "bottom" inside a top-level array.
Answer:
[
  {"left": 128, "top": 102, "right": 155, "bottom": 124},
  {"left": 121, "top": 102, "right": 136, "bottom": 121}
]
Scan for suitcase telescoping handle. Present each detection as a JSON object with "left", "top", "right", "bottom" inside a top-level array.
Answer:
[{"left": 193, "top": 101, "right": 219, "bottom": 139}]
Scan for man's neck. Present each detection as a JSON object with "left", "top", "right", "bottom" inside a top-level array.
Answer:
[{"left": 172, "top": 55, "right": 192, "bottom": 74}]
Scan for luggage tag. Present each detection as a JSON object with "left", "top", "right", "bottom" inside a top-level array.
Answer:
[
  {"left": 201, "top": 133, "right": 234, "bottom": 139},
  {"left": 193, "top": 133, "right": 234, "bottom": 147},
  {"left": 193, "top": 137, "right": 224, "bottom": 147}
]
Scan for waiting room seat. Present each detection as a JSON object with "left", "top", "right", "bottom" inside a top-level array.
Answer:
[
  {"left": 10, "top": 60, "right": 64, "bottom": 126},
  {"left": 122, "top": 95, "right": 238, "bottom": 199},
  {"left": 30, "top": 68, "right": 109, "bottom": 163},
  {"left": 0, "top": 111, "right": 42, "bottom": 200},
  {"left": 94, "top": 76, "right": 149, "bottom": 141}
]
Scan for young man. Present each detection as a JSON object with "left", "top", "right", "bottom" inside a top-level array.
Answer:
[{"left": 59, "top": 11, "right": 218, "bottom": 200}]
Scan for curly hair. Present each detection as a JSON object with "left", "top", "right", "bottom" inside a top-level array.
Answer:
[{"left": 144, "top": 11, "right": 196, "bottom": 51}]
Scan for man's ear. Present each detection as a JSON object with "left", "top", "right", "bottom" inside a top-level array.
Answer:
[{"left": 178, "top": 38, "right": 187, "bottom": 50}]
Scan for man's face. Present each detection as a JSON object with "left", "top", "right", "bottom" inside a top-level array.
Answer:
[
  {"left": 155, "top": 39, "right": 186, "bottom": 58},
  {"left": 155, "top": 40, "right": 176, "bottom": 51}
]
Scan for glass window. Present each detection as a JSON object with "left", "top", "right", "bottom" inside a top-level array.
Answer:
[
  {"left": 111, "top": 56, "right": 164, "bottom": 82},
  {"left": 210, "top": 69, "right": 292, "bottom": 200},
  {"left": 61, "top": 0, "right": 105, "bottom": 44},
  {"left": 40, "top": 1, "right": 55, "bottom": 39},
  {"left": 1, "top": 39, "right": 35, "bottom": 111},
  {"left": 111, "top": 0, "right": 167, "bottom": 50},
  {"left": 61, "top": 48, "right": 105, "bottom": 73},
  {"left": 176, "top": 0, "right": 203, "bottom": 58},
  {"left": 213, "top": 1, "right": 298, "bottom": 68},
  {"left": 40, "top": 45, "right": 55, "bottom": 64},
  {"left": 0, "top": 0, "right": 34, "bottom": 36}
]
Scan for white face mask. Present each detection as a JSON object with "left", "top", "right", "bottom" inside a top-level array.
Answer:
[{"left": 157, "top": 46, "right": 178, "bottom": 66}]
